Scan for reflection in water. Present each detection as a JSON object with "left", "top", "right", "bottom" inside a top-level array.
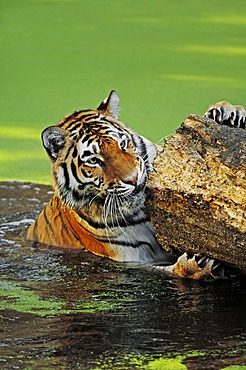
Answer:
[{"left": 0, "top": 182, "right": 245, "bottom": 369}]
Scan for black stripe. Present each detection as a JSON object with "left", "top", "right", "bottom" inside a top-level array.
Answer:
[
  {"left": 81, "top": 167, "right": 91, "bottom": 178},
  {"left": 84, "top": 136, "right": 96, "bottom": 146},
  {"left": 60, "top": 111, "right": 80, "bottom": 126},
  {"left": 96, "top": 238, "right": 154, "bottom": 250},
  {"left": 75, "top": 216, "right": 154, "bottom": 251},
  {"left": 100, "top": 117, "right": 112, "bottom": 123},
  {"left": 59, "top": 209, "right": 81, "bottom": 242},
  {"left": 81, "top": 134, "right": 91, "bottom": 143},
  {"left": 59, "top": 210, "right": 70, "bottom": 234},
  {"left": 76, "top": 210, "right": 149, "bottom": 229},
  {"left": 83, "top": 113, "right": 99, "bottom": 122},
  {"left": 138, "top": 135, "right": 147, "bottom": 160},
  {"left": 43, "top": 207, "right": 54, "bottom": 234},
  {"left": 72, "top": 146, "right": 78, "bottom": 158},
  {"left": 71, "top": 160, "right": 83, "bottom": 184},
  {"left": 131, "top": 134, "right": 138, "bottom": 149},
  {"left": 32, "top": 218, "right": 39, "bottom": 241},
  {"left": 72, "top": 189, "right": 82, "bottom": 201},
  {"left": 78, "top": 156, "right": 82, "bottom": 167},
  {"left": 77, "top": 181, "right": 100, "bottom": 190},
  {"left": 68, "top": 121, "right": 83, "bottom": 132},
  {"left": 60, "top": 110, "right": 96, "bottom": 128},
  {"left": 61, "top": 162, "right": 70, "bottom": 188},
  {"left": 64, "top": 143, "right": 75, "bottom": 161},
  {"left": 81, "top": 150, "right": 93, "bottom": 158},
  {"left": 60, "top": 207, "right": 84, "bottom": 244},
  {"left": 103, "top": 119, "right": 125, "bottom": 132}
]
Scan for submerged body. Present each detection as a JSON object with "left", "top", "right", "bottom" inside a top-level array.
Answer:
[
  {"left": 27, "top": 92, "right": 245, "bottom": 278},
  {"left": 27, "top": 195, "right": 169, "bottom": 263}
]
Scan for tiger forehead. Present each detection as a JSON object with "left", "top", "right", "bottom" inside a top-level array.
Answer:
[
  {"left": 59, "top": 109, "right": 99, "bottom": 130},
  {"left": 60, "top": 114, "right": 128, "bottom": 142},
  {"left": 59, "top": 109, "right": 131, "bottom": 155},
  {"left": 76, "top": 129, "right": 126, "bottom": 157},
  {"left": 59, "top": 109, "right": 124, "bottom": 135}
]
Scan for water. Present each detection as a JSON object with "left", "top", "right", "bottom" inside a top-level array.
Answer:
[{"left": 0, "top": 181, "right": 245, "bottom": 370}]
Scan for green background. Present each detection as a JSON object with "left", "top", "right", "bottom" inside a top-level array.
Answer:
[{"left": 1, "top": 0, "right": 246, "bottom": 184}]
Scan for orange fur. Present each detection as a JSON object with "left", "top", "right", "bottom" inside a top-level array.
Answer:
[{"left": 27, "top": 196, "right": 118, "bottom": 259}]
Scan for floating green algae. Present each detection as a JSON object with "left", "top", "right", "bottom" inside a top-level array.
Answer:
[
  {"left": 92, "top": 351, "right": 246, "bottom": 370},
  {"left": 92, "top": 352, "right": 206, "bottom": 369},
  {"left": 0, "top": 280, "right": 120, "bottom": 316},
  {"left": 0, "top": 280, "right": 64, "bottom": 316},
  {"left": 145, "top": 356, "right": 187, "bottom": 370}
]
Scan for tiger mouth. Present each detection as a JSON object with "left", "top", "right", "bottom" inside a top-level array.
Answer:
[
  {"left": 106, "top": 182, "right": 146, "bottom": 196},
  {"left": 130, "top": 181, "right": 146, "bottom": 195}
]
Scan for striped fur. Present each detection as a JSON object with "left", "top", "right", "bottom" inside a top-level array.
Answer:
[{"left": 27, "top": 91, "right": 173, "bottom": 264}]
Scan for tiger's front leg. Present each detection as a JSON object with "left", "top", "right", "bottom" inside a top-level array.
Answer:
[
  {"left": 204, "top": 101, "right": 246, "bottom": 129},
  {"left": 157, "top": 253, "right": 225, "bottom": 280}
]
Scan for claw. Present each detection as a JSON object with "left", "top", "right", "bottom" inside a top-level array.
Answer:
[
  {"left": 234, "top": 105, "right": 246, "bottom": 128},
  {"left": 161, "top": 252, "right": 220, "bottom": 280},
  {"left": 204, "top": 101, "right": 246, "bottom": 129}
]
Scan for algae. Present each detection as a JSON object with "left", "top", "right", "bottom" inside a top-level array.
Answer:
[
  {"left": 0, "top": 280, "right": 64, "bottom": 316},
  {"left": 92, "top": 352, "right": 206, "bottom": 369},
  {"left": 92, "top": 351, "right": 246, "bottom": 370},
  {"left": 145, "top": 356, "right": 187, "bottom": 370},
  {"left": 0, "top": 280, "right": 120, "bottom": 316}
]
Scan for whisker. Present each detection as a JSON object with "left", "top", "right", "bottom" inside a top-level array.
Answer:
[
  {"left": 105, "top": 195, "right": 112, "bottom": 223},
  {"left": 102, "top": 195, "right": 110, "bottom": 230},
  {"left": 102, "top": 194, "right": 114, "bottom": 243},
  {"left": 88, "top": 191, "right": 104, "bottom": 207},
  {"left": 115, "top": 197, "right": 127, "bottom": 235},
  {"left": 154, "top": 133, "right": 172, "bottom": 146},
  {"left": 110, "top": 194, "right": 116, "bottom": 229},
  {"left": 141, "top": 134, "right": 172, "bottom": 162},
  {"left": 119, "top": 194, "right": 135, "bottom": 220},
  {"left": 117, "top": 196, "right": 131, "bottom": 234}
]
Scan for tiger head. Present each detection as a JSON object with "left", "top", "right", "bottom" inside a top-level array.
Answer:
[{"left": 42, "top": 91, "right": 157, "bottom": 212}]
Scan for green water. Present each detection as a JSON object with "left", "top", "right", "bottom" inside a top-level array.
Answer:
[{"left": 1, "top": 0, "right": 246, "bottom": 183}]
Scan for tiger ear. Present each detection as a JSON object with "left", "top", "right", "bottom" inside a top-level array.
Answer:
[
  {"left": 42, "top": 126, "right": 67, "bottom": 161},
  {"left": 97, "top": 90, "right": 120, "bottom": 119}
]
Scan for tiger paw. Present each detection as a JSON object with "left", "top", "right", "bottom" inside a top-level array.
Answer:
[
  {"left": 204, "top": 101, "right": 246, "bottom": 129},
  {"left": 163, "top": 253, "right": 224, "bottom": 280}
]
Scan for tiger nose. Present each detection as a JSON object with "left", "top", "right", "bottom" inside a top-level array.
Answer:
[{"left": 123, "top": 169, "right": 138, "bottom": 186}]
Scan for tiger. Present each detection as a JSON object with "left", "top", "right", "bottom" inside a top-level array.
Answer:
[{"left": 26, "top": 91, "right": 246, "bottom": 279}]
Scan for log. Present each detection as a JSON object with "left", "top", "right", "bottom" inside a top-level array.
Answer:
[{"left": 146, "top": 114, "right": 246, "bottom": 274}]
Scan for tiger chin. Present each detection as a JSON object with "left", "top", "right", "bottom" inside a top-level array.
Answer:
[{"left": 27, "top": 91, "right": 245, "bottom": 280}]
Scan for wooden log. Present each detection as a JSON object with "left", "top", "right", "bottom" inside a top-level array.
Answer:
[{"left": 146, "top": 114, "right": 246, "bottom": 274}]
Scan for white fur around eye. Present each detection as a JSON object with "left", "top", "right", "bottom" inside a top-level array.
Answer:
[
  {"left": 86, "top": 156, "right": 103, "bottom": 167},
  {"left": 119, "top": 135, "right": 128, "bottom": 151}
]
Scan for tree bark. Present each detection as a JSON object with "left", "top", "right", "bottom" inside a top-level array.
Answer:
[{"left": 146, "top": 114, "right": 246, "bottom": 273}]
